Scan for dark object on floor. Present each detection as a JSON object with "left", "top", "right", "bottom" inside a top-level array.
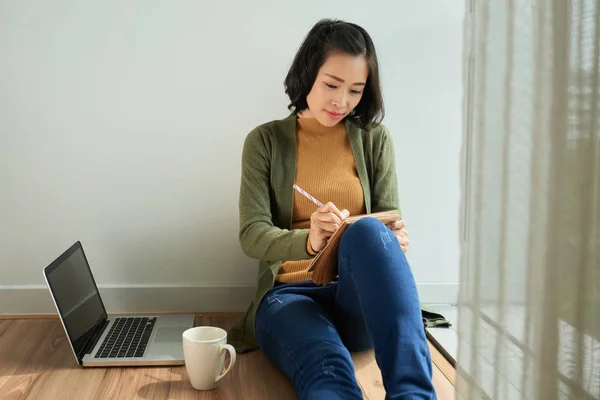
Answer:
[{"left": 421, "top": 306, "right": 452, "bottom": 328}]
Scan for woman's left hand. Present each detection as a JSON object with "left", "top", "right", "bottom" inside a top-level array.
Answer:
[{"left": 387, "top": 219, "right": 409, "bottom": 253}]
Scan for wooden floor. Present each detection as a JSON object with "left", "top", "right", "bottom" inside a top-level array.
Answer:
[{"left": 0, "top": 314, "right": 455, "bottom": 399}]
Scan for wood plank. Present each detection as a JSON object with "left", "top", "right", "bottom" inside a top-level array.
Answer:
[
  {"left": 427, "top": 329, "right": 457, "bottom": 368},
  {"left": 93, "top": 366, "right": 175, "bottom": 399},
  {"left": 428, "top": 339, "right": 457, "bottom": 385},
  {"left": 352, "top": 346, "right": 455, "bottom": 400},
  {"left": 0, "top": 314, "right": 59, "bottom": 319},
  {"left": 196, "top": 314, "right": 297, "bottom": 399},
  {"left": 0, "top": 320, "right": 76, "bottom": 399},
  {"left": 0, "top": 315, "right": 455, "bottom": 399},
  {"left": 425, "top": 305, "right": 459, "bottom": 367},
  {"left": 352, "top": 349, "right": 386, "bottom": 399},
  {"left": 432, "top": 363, "right": 455, "bottom": 400}
]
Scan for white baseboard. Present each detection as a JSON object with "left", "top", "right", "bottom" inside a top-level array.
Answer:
[
  {"left": 0, "top": 282, "right": 458, "bottom": 315},
  {"left": 0, "top": 284, "right": 257, "bottom": 315}
]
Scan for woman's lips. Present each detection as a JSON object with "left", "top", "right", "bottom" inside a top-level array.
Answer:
[{"left": 325, "top": 110, "right": 344, "bottom": 120}]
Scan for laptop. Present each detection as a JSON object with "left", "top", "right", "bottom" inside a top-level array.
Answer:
[{"left": 43, "top": 241, "right": 195, "bottom": 367}]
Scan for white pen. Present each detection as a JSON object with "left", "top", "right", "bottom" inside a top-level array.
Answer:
[{"left": 293, "top": 184, "right": 323, "bottom": 207}]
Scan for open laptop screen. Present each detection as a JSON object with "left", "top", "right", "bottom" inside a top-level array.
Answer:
[{"left": 44, "top": 242, "right": 107, "bottom": 358}]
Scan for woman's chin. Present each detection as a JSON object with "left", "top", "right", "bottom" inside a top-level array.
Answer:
[{"left": 317, "top": 114, "right": 343, "bottom": 127}]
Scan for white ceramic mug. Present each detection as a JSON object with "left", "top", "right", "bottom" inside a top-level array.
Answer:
[{"left": 182, "top": 326, "right": 236, "bottom": 390}]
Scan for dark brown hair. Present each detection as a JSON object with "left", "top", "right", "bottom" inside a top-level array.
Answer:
[{"left": 284, "top": 19, "right": 384, "bottom": 130}]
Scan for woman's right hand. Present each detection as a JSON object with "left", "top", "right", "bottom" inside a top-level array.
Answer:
[{"left": 308, "top": 202, "right": 349, "bottom": 253}]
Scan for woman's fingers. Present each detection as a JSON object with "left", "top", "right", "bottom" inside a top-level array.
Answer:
[
  {"left": 314, "top": 202, "right": 349, "bottom": 233},
  {"left": 309, "top": 203, "right": 351, "bottom": 249},
  {"left": 319, "top": 202, "right": 349, "bottom": 221},
  {"left": 396, "top": 234, "right": 410, "bottom": 252},
  {"left": 309, "top": 202, "right": 348, "bottom": 252},
  {"left": 315, "top": 220, "right": 339, "bottom": 233},
  {"left": 315, "top": 212, "right": 341, "bottom": 225},
  {"left": 388, "top": 219, "right": 406, "bottom": 231}
]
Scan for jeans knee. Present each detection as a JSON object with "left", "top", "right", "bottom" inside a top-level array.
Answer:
[
  {"left": 338, "top": 217, "right": 408, "bottom": 280},
  {"left": 342, "top": 217, "right": 385, "bottom": 242},
  {"left": 340, "top": 217, "right": 394, "bottom": 253},
  {"left": 348, "top": 216, "right": 385, "bottom": 233}
]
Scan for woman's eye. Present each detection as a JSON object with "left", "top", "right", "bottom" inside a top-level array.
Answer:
[
  {"left": 351, "top": 90, "right": 362, "bottom": 95},
  {"left": 325, "top": 83, "right": 337, "bottom": 89}
]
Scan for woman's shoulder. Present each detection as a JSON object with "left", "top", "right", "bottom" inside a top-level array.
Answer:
[
  {"left": 242, "top": 114, "right": 297, "bottom": 157},
  {"left": 348, "top": 119, "right": 392, "bottom": 146},
  {"left": 248, "top": 114, "right": 295, "bottom": 135},
  {"left": 244, "top": 114, "right": 295, "bottom": 142}
]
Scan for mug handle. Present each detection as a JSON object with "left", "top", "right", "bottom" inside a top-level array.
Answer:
[{"left": 215, "top": 344, "right": 236, "bottom": 382}]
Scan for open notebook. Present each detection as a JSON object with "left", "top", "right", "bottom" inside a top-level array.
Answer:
[{"left": 306, "top": 210, "right": 401, "bottom": 285}]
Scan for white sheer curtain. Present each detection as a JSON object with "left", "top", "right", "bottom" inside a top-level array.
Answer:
[{"left": 458, "top": 0, "right": 599, "bottom": 399}]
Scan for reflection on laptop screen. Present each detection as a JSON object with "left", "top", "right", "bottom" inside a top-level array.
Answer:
[{"left": 45, "top": 243, "right": 106, "bottom": 356}]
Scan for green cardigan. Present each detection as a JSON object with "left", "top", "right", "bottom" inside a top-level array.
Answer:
[{"left": 228, "top": 113, "right": 401, "bottom": 353}]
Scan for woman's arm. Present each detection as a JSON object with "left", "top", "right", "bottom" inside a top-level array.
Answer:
[
  {"left": 238, "top": 127, "right": 313, "bottom": 261},
  {"left": 371, "top": 125, "right": 400, "bottom": 214},
  {"left": 372, "top": 126, "right": 410, "bottom": 253}
]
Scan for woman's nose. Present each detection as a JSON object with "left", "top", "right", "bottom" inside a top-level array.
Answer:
[{"left": 332, "top": 91, "right": 348, "bottom": 109}]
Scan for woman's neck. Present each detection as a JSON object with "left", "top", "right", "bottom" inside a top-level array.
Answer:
[{"left": 297, "top": 114, "right": 345, "bottom": 135}]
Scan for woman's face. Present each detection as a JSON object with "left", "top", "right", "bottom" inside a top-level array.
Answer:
[{"left": 302, "top": 52, "right": 368, "bottom": 127}]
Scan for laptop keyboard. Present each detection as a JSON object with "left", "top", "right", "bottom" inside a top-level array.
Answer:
[{"left": 94, "top": 317, "right": 156, "bottom": 358}]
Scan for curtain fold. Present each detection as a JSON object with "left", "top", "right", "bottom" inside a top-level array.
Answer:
[{"left": 458, "top": 0, "right": 600, "bottom": 398}]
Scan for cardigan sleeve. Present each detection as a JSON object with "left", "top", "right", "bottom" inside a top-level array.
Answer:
[
  {"left": 370, "top": 125, "right": 401, "bottom": 216},
  {"left": 238, "top": 127, "right": 313, "bottom": 261}
]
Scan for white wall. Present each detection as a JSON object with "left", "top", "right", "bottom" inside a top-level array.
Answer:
[{"left": 0, "top": 0, "right": 464, "bottom": 313}]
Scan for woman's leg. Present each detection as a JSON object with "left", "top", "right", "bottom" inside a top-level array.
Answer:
[
  {"left": 255, "top": 283, "right": 363, "bottom": 400},
  {"left": 334, "top": 217, "right": 436, "bottom": 400}
]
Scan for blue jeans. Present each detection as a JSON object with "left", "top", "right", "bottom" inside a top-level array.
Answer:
[{"left": 255, "top": 218, "right": 436, "bottom": 400}]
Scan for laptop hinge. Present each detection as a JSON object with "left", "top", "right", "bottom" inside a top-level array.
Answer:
[{"left": 77, "top": 319, "right": 109, "bottom": 362}]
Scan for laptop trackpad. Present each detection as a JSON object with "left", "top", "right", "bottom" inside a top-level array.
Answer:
[{"left": 154, "top": 327, "right": 186, "bottom": 343}]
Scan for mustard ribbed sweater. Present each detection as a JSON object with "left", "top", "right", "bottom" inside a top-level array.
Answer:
[{"left": 276, "top": 118, "right": 366, "bottom": 283}]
